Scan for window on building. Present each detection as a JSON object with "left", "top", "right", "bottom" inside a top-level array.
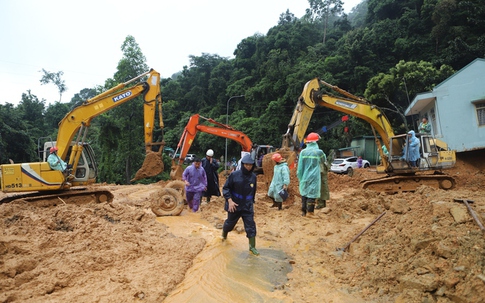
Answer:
[{"left": 476, "top": 102, "right": 485, "bottom": 126}]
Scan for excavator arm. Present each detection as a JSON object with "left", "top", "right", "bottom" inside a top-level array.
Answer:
[
  {"left": 314, "top": 115, "right": 349, "bottom": 136},
  {"left": 293, "top": 78, "right": 455, "bottom": 191},
  {"left": 57, "top": 69, "right": 164, "bottom": 171},
  {"left": 282, "top": 91, "right": 315, "bottom": 151},
  {"left": 281, "top": 78, "right": 398, "bottom": 170},
  {"left": 1, "top": 68, "right": 166, "bottom": 200},
  {"left": 303, "top": 78, "right": 401, "bottom": 170},
  {"left": 170, "top": 114, "right": 253, "bottom": 179}
]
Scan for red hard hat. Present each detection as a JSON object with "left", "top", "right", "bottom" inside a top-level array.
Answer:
[
  {"left": 271, "top": 153, "right": 282, "bottom": 163},
  {"left": 305, "top": 132, "right": 320, "bottom": 142},
  {"left": 49, "top": 146, "right": 58, "bottom": 154}
]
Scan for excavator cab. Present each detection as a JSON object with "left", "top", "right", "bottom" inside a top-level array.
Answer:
[
  {"left": 385, "top": 133, "right": 456, "bottom": 173},
  {"left": 417, "top": 134, "right": 455, "bottom": 169},
  {"left": 251, "top": 145, "right": 275, "bottom": 174},
  {"left": 43, "top": 141, "right": 98, "bottom": 185}
]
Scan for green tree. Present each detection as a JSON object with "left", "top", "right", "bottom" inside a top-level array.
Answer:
[
  {"left": 306, "top": 0, "right": 344, "bottom": 44},
  {"left": 17, "top": 91, "right": 46, "bottom": 145},
  {"left": 0, "top": 103, "right": 35, "bottom": 163},
  {"left": 39, "top": 69, "right": 67, "bottom": 102},
  {"left": 97, "top": 35, "right": 150, "bottom": 184},
  {"left": 44, "top": 101, "right": 70, "bottom": 137},
  {"left": 68, "top": 87, "right": 98, "bottom": 109},
  {"left": 364, "top": 60, "right": 454, "bottom": 132}
]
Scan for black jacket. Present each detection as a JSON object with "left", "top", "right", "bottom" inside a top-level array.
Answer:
[
  {"left": 201, "top": 157, "right": 221, "bottom": 197},
  {"left": 223, "top": 165, "right": 257, "bottom": 212}
]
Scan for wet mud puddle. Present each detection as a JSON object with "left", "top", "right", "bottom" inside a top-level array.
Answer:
[{"left": 158, "top": 213, "right": 292, "bottom": 302}]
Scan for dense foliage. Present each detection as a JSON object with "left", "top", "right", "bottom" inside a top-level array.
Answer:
[{"left": 1, "top": 0, "right": 483, "bottom": 184}]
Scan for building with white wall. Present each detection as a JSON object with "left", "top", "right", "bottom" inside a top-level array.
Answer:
[{"left": 405, "top": 58, "right": 485, "bottom": 152}]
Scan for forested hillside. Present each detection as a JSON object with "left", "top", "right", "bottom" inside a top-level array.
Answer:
[{"left": 1, "top": 0, "right": 484, "bottom": 184}]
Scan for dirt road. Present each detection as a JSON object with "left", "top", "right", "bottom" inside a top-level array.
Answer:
[{"left": 1, "top": 151, "right": 484, "bottom": 302}]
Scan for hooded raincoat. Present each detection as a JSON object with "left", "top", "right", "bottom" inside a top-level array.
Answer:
[
  {"left": 297, "top": 141, "right": 325, "bottom": 199},
  {"left": 404, "top": 130, "right": 420, "bottom": 163},
  {"left": 182, "top": 163, "right": 207, "bottom": 193},
  {"left": 47, "top": 153, "right": 67, "bottom": 171},
  {"left": 236, "top": 151, "right": 251, "bottom": 171},
  {"left": 268, "top": 161, "right": 290, "bottom": 202},
  {"left": 222, "top": 154, "right": 257, "bottom": 238}
]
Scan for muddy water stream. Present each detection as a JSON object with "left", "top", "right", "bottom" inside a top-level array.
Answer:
[{"left": 157, "top": 212, "right": 292, "bottom": 303}]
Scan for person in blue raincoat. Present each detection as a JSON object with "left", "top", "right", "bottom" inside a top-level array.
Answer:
[
  {"left": 297, "top": 132, "right": 326, "bottom": 218},
  {"left": 221, "top": 154, "right": 259, "bottom": 255},
  {"left": 403, "top": 130, "right": 420, "bottom": 167},
  {"left": 267, "top": 153, "right": 290, "bottom": 210}
]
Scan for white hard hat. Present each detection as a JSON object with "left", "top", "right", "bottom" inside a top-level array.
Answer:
[{"left": 206, "top": 149, "right": 214, "bottom": 157}]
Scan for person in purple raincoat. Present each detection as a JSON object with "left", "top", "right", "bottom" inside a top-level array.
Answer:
[{"left": 182, "top": 157, "right": 207, "bottom": 212}]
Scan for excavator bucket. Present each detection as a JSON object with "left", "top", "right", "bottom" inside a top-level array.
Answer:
[
  {"left": 170, "top": 159, "right": 184, "bottom": 180},
  {"left": 131, "top": 150, "right": 164, "bottom": 182}
]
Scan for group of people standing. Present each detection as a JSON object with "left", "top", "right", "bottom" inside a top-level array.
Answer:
[
  {"left": 267, "top": 132, "right": 330, "bottom": 217},
  {"left": 181, "top": 117, "right": 433, "bottom": 257},
  {"left": 181, "top": 132, "right": 331, "bottom": 256}
]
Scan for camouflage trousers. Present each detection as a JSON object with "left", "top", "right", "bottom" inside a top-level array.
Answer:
[{"left": 316, "top": 171, "right": 329, "bottom": 208}]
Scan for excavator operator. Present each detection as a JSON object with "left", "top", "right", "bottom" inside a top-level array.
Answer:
[
  {"left": 47, "top": 147, "right": 74, "bottom": 180},
  {"left": 47, "top": 147, "right": 67, "bottom": 171}
]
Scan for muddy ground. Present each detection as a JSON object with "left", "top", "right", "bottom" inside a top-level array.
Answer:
[{"left": 1, "top": 150, "right": 484, "bottom": 303}]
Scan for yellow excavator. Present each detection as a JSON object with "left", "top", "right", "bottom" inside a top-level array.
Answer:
[
  {"left": 0, "top": 69, "right": 184, "bottom": 215},
  {"left": 274, "top": 78, "right": 456, "bottom": 192}
]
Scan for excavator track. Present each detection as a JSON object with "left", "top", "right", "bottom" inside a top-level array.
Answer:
[
  {"left": 0, "top": 188, "right": 114, "bottom": 205},
  {"left": 361, "top": 172, "right": 455, "bottom": 193}
]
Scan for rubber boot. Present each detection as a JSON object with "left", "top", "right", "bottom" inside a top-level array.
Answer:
[
  {"left": 270, "top": 199, "right": 278, "bottom": 208},
  {"left": 315, "top": 200, "right": 326, "bottom": 209},
  {"left": 206, "top": 196, "right": 210, "bottom": 203},
  {"left": 249, "top": 237, "right": 259, "bottom": 256},
  {"left": 278, "top": 202, "right": 282, "bottom": 210},
  {"left": 222, "top": 231, "right": 228, "bottom": 240}
]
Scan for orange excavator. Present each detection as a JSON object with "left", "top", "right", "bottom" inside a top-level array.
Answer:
[{"left": 170, "top": 114, "right": 256, "bottom": 180}]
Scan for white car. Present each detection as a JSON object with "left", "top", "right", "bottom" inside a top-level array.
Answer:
[
  {"left": 330, "top": 156, "right": 370, "bottom": 174},
  {"left": 184, "top": 154, "right": 197, "bottom": 164}
]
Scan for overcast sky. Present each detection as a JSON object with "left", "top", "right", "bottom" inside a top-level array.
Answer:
[{"left": 0, "top": 0, "right": 361, "bottom": 106}]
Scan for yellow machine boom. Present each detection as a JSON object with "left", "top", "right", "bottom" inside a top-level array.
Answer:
[
  {"left": 281, "top": 78, "right": 456, "bottom": 192},
  {"left": 1, "top": 69, "right": 165, "bottom": 199}
]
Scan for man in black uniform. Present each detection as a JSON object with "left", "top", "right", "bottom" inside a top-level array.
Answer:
[
  {"left": 202, "top": 149, "right": 221, "bottom": 203},
  {"left": 221, "top": 154, "right": 259, "bottom": 255}
]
